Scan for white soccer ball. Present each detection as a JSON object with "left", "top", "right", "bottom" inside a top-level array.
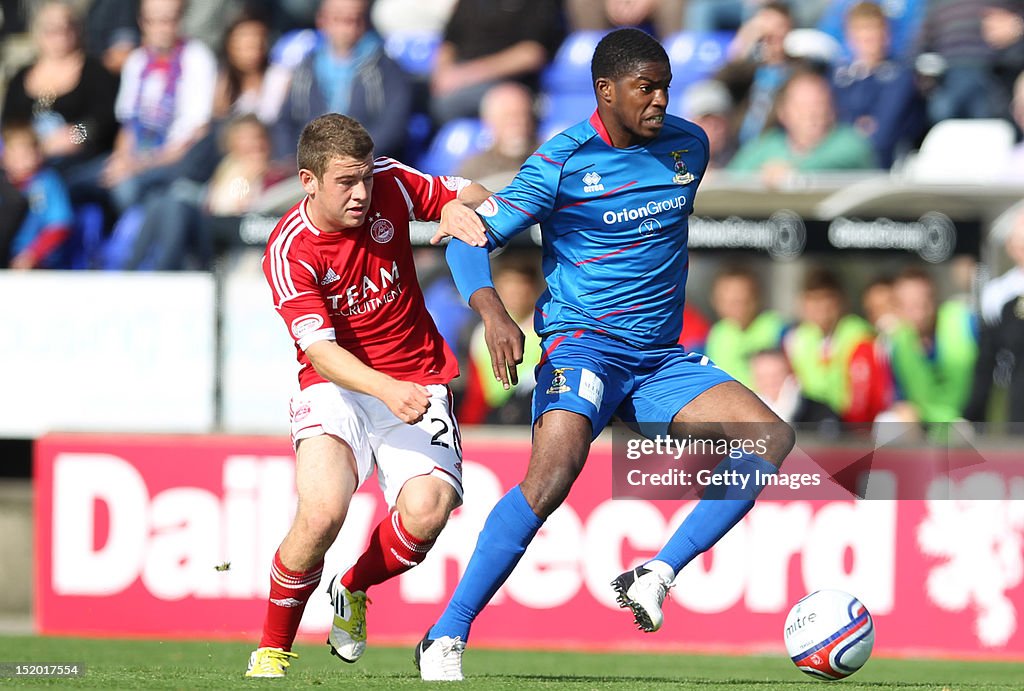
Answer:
[{"left": 783, "top": 589, "right": 875, "bottom": 680}]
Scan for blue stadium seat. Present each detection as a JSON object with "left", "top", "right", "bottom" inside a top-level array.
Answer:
[
  {"left": 538, "top": 92, "right": 595, "bottom": 142},
  {"left": 664, "top": 30, "right": 733, "bottom": 90},
  {"left": 62, "top": 203, "right": 106, "bottom": 270},
  {"left": 416, "top": 118, "right": 492, "bottom": 176},
  {"left": 100, "top": 205, "right": 147, "bottom": 271},
  {"left": 384, "top": 31, "right": 441, "bottom": 77},
  {"left": 541, "top": 30, "right": 609, "bottom": 94}
]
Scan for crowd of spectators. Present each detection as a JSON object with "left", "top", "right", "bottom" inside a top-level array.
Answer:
[{"left": 0, "top": 0, "right": 1023, "bottom": 431}]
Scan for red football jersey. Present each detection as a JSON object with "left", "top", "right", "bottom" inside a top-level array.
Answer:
[{"left": 264, "top": 157, "right": 468, "bottom": 389}]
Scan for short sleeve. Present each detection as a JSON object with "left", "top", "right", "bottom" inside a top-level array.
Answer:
[
  {"left": 375, "top": 157, "right": 470, "bottom": 222},
  {"left": 262, "top": 247, "right": 336, "bottom": 351}
]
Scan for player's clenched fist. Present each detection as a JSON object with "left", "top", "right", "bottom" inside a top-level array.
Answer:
[{"left": 382, "top": 381, "right": 432, "bottom": 424}]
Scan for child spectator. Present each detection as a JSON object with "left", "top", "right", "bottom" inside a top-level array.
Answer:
[
  {"left": 831, "top": 1, "right": 925, "bottom": 168},
  {"left": 0, "top": 122, "right": 73, "bottom": 269}
]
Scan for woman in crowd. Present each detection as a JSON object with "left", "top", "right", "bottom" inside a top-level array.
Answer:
[{"left": 2, "top": 0, "right": 119, "bottom": 174}]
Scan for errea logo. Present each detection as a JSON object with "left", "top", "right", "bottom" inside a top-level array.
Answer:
[{"left": 583, "top": 171, "right": 605, "bottom": 193}]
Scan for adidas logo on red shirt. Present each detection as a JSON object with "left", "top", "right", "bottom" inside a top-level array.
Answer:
[{"left": 321, "top": 268, "right": 341, "bottom": 285}]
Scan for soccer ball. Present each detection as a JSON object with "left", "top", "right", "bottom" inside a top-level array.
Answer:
[{"left": 783, "top": 589, "right": 875, "bottom": 680}]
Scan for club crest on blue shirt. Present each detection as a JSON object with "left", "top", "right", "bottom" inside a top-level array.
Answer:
[
  {"left": 546, "top": 367, "right": 574, "bottom": 394},
  {"left": 670, "top": 150, "right": 696, "bottom": 185}
]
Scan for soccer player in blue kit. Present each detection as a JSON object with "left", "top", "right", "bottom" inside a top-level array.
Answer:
[{"left": 415, "top": 29, "right": 796, "bottom": 681}]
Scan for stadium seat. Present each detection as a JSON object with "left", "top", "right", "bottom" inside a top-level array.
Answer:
[
  {"left": 538, "top": 92, "right": 595, "bottom": 141},
  {"left": 269, "top": 28, "right": 318, "bottom": 68},
  {"left": 902, "top": 119, "right": 1015, "bottom": 184},
  {"left": 63, "top": 203, "right": 106, "bottom": 270},
  {"left": 384, "top": 31, "right": 441, "bottom": 77},
  {"left": 100, "top": 205, "right": 148, "bottom": 271},
  {"left": 416, "top": 118, "right": 492, "bottom": 176},
  {"left": 664, "top": 30, "right": 733, "bottom": 91},
  {"left": 541, "top": 30, "right": 609, "bottom": 94}
]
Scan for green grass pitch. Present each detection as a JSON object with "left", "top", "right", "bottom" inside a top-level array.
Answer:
[{"left": 0, "top": 635, "right": 1021, "bottom": 689}]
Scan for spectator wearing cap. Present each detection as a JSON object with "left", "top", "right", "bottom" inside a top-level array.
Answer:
[
  {"left": 681, "top": 79, "right": 737, "bottom": 170},
  {"left": 728, "top": 68, "right": 876, "bottom": 187},
  {"left": 831, "top": 1, "right": 926, "bottom": 168}
]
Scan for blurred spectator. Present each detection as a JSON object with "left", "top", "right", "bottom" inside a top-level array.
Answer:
[
  {"left": 965, "top": 210, "right": 1024, "bottom": 428},
  {"left": 83, "top": 0, "right": 139, "bottom": 74},
  {"left": 2, "top": 1, "right": 119, "bottom": 173},
  {"left": 982, "top": 1, "right": 1024, "bottom": 120},
  {"left": 461, "top": 254, "right": 543, "bottom": 425},
  {"left": 818, "top": 0, "right": 927, "bottom": 61},
  {"left": 716, "top": 1, "right": 795, "bottom": 145},
  {"left": 703, "top": 266, "right": 786, "bottom": 388},
  {"left": 213, "top": 9, "right": 290, "bottom": 123},
  {"left": 684, "top": 0, "right": 751, "bottom": 33},
  {"left": 564, "top": 0, "right": 685, "bottom": 39},
  {"left": 370, "top": 0, "right": 457, "bottom": 37},
  {"left": 430, "top": 0, "right": 563, "bottom": 123},
  {"left": 784, "top": 267, "right": 891, "bottom": 423},
  {"left": 182, "top": 0, "right": 244, "bottom": 51},
  {"left": 749, "top": 348, "right": 840, "bottom": 431},
  {"left": 273, "top": 0, "right": 411, "bottom": 160},
  {"left": 1002, "top": 71, "right": 1024, "bottom": 180},
  {"left": 913, "top": 0, "right": 1024, "bottom": 123},
  {"left": 680, "top": 79, "right": 737, "bottom": 169},
  {"left": 0, "top": 122, "right": 73, "bottom": 269},
  {"left": 831, "top": 1, "right": 925, "bottom": 168},
  {"left": 123, "top": 113, "right": 288, "bottom": 270},
  {"left": 861, "top": 273, "right": 898, "bottom": 334},
  {"left": 888, "top": 267, "right": 977, "bottom": 425},
  {"left": 728, "top": 68, "right": 876, "bottom": 185},
  {"left": 77, "top": 0, "right": 217, "bottom": 214},
  {"left": 457, "top": 82, "right": 538, "bottom": 189}
]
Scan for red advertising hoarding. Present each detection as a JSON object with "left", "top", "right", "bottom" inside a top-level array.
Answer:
[{"left": 35, "top": 434, "right": 1024, "bottom": 657}]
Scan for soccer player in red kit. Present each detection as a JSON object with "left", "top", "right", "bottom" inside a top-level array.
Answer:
[{"left": 246, "top": 114, "right": 491, "bottom": 678}]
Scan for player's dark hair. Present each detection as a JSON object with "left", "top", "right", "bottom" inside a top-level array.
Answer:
[
  {"left": 297, "top": 113, "right": 374, "bottom": 180},
  {"left": 591, "top": 28, "right": 669, "bottom": 85},
  {"left": 802, "top": 267, "right": 844, "bottom": 296}
]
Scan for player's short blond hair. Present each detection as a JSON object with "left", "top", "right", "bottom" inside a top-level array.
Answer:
[{"left": 297, "top": 114, "right": 374, "bottom": 180}]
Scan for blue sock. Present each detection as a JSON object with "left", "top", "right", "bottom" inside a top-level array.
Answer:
[
  {"left": 428, "top": 485, "right": 543, "bottom": 641},
  {"left": 651, "top": 453, "right": 778, "bottom": 574}
]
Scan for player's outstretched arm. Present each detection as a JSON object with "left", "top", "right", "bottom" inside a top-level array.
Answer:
[
  {"left": 469, "top": 287, "right": 525, "bottom": 390},
  {"left": 305, "top": 340, "right": 430, "bottom": 424},
  {"left": 430, "top": 182, "right": 492, "bottom": 247}
]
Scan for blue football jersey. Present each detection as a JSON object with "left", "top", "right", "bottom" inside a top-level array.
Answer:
[{"left": 479, "top": 111, "right": 709, "bottom": 348}]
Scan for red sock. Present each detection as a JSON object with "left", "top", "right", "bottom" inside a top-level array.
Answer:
[
  {"left": 258, "top": 550, "right": 324, "bottom": 651},
  {"left": 341, "top": 509, "right": 433, "bottom": 593}
]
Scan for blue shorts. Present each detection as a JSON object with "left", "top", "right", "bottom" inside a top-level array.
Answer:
[{"left": 532, "top": 330, "right": 734, "bottom": 440}]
